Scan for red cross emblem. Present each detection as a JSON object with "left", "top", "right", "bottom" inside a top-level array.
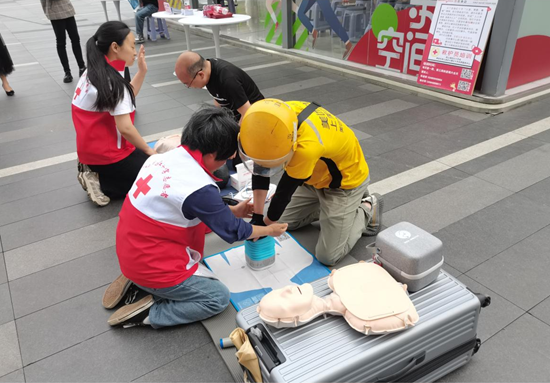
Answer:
[
  {"left": 74, "top": 87, "right": 81, "bottom": 100},
  {"left": 133, "top": 174, "right": 153, "bottom": 199}
]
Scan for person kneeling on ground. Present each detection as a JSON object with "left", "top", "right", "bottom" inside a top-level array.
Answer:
[
  {"left": 239, "top": 99, "right": 383, "bottom": 267},
  {"left": 72, "top": 21, "right": 155, "bottom": 207},
  {"left": 103, "top": 107, "right": 288, "bottom": 328}
]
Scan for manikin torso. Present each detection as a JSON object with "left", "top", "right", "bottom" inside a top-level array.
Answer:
[{"left": 257, "top": 262, "right": 419, "bottom": 335}]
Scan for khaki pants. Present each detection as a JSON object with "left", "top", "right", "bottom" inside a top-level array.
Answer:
[{"left": 279, "top": 177, "right": 378, "bottom": 266}]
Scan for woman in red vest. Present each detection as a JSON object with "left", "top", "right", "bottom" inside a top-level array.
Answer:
[{"left": 72, "top": 22, "right": 155, "bottom": 206}]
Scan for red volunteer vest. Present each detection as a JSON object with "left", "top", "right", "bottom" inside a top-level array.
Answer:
[
  {"left": 116, "top": 147, "right": 217, "bottom": 288},
  {"left": 71, "top": 57, "right": 135, "bottom": 165}
]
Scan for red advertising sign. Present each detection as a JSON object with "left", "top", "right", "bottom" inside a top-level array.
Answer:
[{"left": 417, "top": 0, "right": 498, "bottom": 95}]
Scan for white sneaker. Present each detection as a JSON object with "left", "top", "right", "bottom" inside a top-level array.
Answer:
[
  {"left": 362, "top": 193, "right": 383, "bottom": 235},
  {"left": 81, "top": 171, "right": 110, "bottom": 207},
  {"left": 135, "top": 35, "right": 145, "bottom": 44}
]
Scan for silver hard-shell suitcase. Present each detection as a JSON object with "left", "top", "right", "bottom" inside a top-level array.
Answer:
[{"left": 236, "top": 270, "right": 490, "bottom": 383}]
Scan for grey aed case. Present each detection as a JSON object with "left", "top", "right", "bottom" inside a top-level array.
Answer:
[
  {"left": 236, "top": 271, "right": 490, "bottom": 383},
  {"left": 375, "top": 222, "right": 444, "bottom": 292}
]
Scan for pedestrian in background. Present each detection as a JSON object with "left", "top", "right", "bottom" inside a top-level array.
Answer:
[
  {"left": 40, "top": 0, "right": 87, "bottom": 83},
  {"left": 0, "top": 32, "right": 15, "bottom": 96}
]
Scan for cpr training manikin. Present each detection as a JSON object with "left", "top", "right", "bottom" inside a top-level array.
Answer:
[{"left": 257, "top": 262, "right": 419, "bottom": 335}]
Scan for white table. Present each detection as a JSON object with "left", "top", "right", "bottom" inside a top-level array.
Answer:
[
  {"left": 99, "top": 0, "right": 122, "bottom": 21},
  {"left": 151, "top": 11, "right": 189, "bottom": 20},
  {"left": 178, "top": 13, "right": 251, "bottom": 58}
]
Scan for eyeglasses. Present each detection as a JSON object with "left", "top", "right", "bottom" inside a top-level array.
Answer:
[{"left": 186, "top": 68, "right": 202, "bottom": 88}]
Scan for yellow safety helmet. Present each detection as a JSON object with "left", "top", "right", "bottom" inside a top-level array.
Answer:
[{"left": 238, "top": 99, "right": 298, "bottom": 177}]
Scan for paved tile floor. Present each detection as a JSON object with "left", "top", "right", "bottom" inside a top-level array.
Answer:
[{"left": 2, "top": 0, "right": 550, "bottom": 381}]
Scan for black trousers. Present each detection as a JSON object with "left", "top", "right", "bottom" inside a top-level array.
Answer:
[
  {"left": 50, "top": 16, "right": 85, "bottom": 73},
  {"left": 89, "top": 149, "right": 150, "bottom": 200}
]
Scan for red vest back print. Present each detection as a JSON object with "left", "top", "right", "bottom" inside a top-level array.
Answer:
[{"left": 116, "top": 147, "right": 216, "bottom": 289}]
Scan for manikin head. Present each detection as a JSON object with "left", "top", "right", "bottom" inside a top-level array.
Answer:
[{"left": 258, "top": 284, "right": 314, "bottom": 320}]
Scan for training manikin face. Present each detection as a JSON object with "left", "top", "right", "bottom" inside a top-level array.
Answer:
[{"left": 257, "top": 262, "right": 419, "bottom": 335}]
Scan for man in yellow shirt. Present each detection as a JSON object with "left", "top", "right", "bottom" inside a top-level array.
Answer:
[{"left": 239, "top": 99, "right": 383, "bottom": 266}]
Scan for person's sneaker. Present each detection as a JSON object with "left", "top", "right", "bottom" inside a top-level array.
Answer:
[
  {"left": 77, "top": 161, "right": 88, "bottom": 191},
  {"left": 135, "top": 35, "right": 145, "bottom": 44},
  {"left": 81, "top": 171, "right": 110, "bottom": 207},
  {"left": 79, "top": 66, "right": 87, "bottom": 77},
  {"left": 102, "top": 274, "right": 133, "bottom": 309},
  {"left": 63, "top": 72, "right": 73, "bottom": 83},
  {"left": 123, "top": 285, "right": 150, "bottom": 306},
  {"left": 108, "top": 295, "right": 154, "bottom": 327},
  {"left": 362, "top": 193, "right": 384, "bottom": 235}
]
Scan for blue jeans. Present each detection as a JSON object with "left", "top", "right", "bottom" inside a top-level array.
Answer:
[
  {"left": 135, "top": 4, "right": 158, "bottom": 38},
  {"left": 297, "top": 0, "right": 349, "bottom": 44},
  {"left": 137, "top": 276, "right": 230, "bottom": 329}
]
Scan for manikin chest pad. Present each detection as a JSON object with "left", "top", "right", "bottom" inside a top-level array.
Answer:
[{"left": 257, "top": 262, "right": 419, "bottom": 335}]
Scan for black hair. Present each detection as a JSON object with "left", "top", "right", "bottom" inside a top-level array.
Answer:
[
  {"left": 86, "top": 21, "right": 135, "bottom": 111},
  {"left": 181, "top": 106, "right": 239, "bottom": 161},
  {"left": 188, "top": 54, "right": 205, "bottom": 76}
]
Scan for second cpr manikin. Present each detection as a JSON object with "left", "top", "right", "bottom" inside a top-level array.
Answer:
[{"left": 257, "top": 262, "right": 419, "bottom": 335}]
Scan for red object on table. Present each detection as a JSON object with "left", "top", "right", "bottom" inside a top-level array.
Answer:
[{"left": 203, "top": 5, "right": 233, "bottom": 18}]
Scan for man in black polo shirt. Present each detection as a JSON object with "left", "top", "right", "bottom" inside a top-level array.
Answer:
[{"left": 175, "top": 51, "right": 264, "bottom": 123}]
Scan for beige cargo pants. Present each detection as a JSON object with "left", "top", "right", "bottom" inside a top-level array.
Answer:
[{"left": 279, "top": 177, "right": 378, "bottom": 266}]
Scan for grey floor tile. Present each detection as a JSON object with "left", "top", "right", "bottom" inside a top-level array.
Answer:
[
  {"left": 0, "top": 200, "right": 122, "bottom": 252},
  {"left": 17, "top": 287, "right": 112, "bottom": 365},
  {"left": 0, "top": 322, "right": 23, "bottom": 377},
  {"left": 466, "top": 225, "right": 550, "bottom": 311},
  {"left": 384, "top": 177, "right": 513, "bottom": 234},
  {"left": 360, "top": 136, "right": 405, "bottom": 158},
  {"left": 441, "top": 263, "right": 462, "bottom": 278},
  {"left": 23, "top": 322, "right": 210, "bottom": 382},
  {"left": 530, "top": 295, "right": 550, "bottom": 326},
  {"left": 0, "top": 369, "right": 25, "bottom": 383},
  {"left": 296, "top": 66, "right": 317, "bottom": 72},
  {"left": 0, "top": 140, "right": 75, "bottom": 169},
  {"left": 531, "top": 127, "right": 550, "bottom": 144},
  {"left": 352, "top": 102, "right": 459, "bottom": 137},
  {"left": 0, "top": 162, "right": 74, "bottom": 188},
  {"left": 383, "top": 167, "right": 470, "bottom": 212},
  {"left": 0, "top": 250, "right": 6, "bottom": 285},
  {"left": 0, "top": 101, "right": 72, "bottom": 126},
  {"left": 454, "top": 137, "right": 545, "bottom": 176},
  {"left": 0, "top": 283, "right": 14, "bottom": 326},
  {"left": 263, "top": 77, "right": 336, "bottom": 98},
  {"left": 132, "top": 99, "right": 183, "bottom": 116},
  {"left": 336, "top": 99, "right": 418, "bottom": 126},
  {"left": 439, "top": 314, "right": 550, "bottom": 382},
  {"left": 359, "top": 83, "right": 387, "bottom": 93},
  {"left": 435, "top": 194, "right": 550, "bottom": 273},
  {"left": 270, "top": 83, "right": 369, "bottom": 107},
  {"left": 0, "top": 129, "right": 75, "bottom": 157},
  {"left": 449, "top": 109, "right": 491, "bottom": 121},
  {"left": 134, "top": 342, "right": 232, "bottom": 382},
  {"left": 4, "top": 217, "right": 118, "bottom": 281},
  {"left": 350, "top": 127, "right": 371, "bottom": 141},
  {"left": 10, "top": 246, "right": 120, "bottom": 318},
  {"left": 0, "top": 111, "right": 72, "bottom": 136},
  {"left": 519, "top": 176, "right": 550, "bottom": 209},
  {"left": 457, "top": 275, "right": 525, "bottom": 343},
  {"left": 0, "top": 184, "right": 88, "bottom": 227},
  {"left": 381, "top": 113, "right": 473, "bottom": 144},
  {"left": 324, "top": 90, "right": 408, "bottom": 115},
  {"left": 475, "top": 144, "right": 550, "bottom": 192},
  {"left": 133, "top": 105, "right": 194, "bottom": 126},
  {"left": 367, "top": 148, "right": 433, "bottom": 183}
]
